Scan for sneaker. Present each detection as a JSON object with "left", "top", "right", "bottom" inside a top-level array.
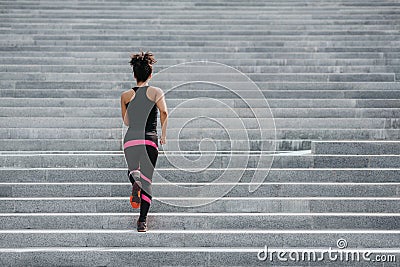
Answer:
[
  {"left": 137, "top": 220, "right": 147, "bottom": 232},
  {"left": 130, "top": 181, "right": 142, "bottom": 209}
]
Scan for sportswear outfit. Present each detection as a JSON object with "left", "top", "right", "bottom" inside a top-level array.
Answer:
[{"left": 123, "top": 85, "right": 158, "bottom": 223}]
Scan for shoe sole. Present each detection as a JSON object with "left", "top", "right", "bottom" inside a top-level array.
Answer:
[{"left": 137, "top": 220, "right": 147, "bottom": 232}]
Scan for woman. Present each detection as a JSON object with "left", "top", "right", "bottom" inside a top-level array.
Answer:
[{"left": 120, "top": 51, "right": 168, "bottom": 232}]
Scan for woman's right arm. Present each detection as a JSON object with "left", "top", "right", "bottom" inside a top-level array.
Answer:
[{"left": 155, "top": 87, "right": 168, "bottom": 145}]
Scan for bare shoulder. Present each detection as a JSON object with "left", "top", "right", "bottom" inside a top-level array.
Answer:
[
  {"left": 148, "top": 86, "right": 163, "bottom": 95},
  {"left": 121, "top": 89, "right": 133, "bottom": 96},
  {"left": 147, "top": 86, "right": 164, "bottom": 102},
  {"left": 120, "top": 89, "right": 132, "bottom": 101}
]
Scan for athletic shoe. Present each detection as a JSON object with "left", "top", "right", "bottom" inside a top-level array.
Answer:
[
  {"left": 130, "top": 181, "right": 142, "bottom": 209},
  {"left": 137, "top": 220, "right": 147, "bottom": 232}
]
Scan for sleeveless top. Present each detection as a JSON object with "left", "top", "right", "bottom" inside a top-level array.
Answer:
[{"left": 124, "top": 86, "right": 158, "bottom": 140}]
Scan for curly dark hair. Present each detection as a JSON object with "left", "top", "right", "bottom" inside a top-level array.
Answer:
[{"left": 129, "top": 51, "right": 157, "bottom": 82}]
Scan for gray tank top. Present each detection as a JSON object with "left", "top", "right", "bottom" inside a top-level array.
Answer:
[{"left": 125, "top": 86, "right": 158, "bottom": 138}]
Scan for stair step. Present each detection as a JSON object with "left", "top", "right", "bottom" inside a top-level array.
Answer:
[
  {"left": 0, "top": 130, "right": 398, "bottom": 151},
  {"left": 28, "top": 40, "right": 400, "bottom": 47},
  {"left": 1, "top": 98, "right": 400, "bottom": 108},
  {"left": 312, "top": 141, "right": 400, "bottom": 155},
  {"left": 3, "top": 46, "right": 400, "bottom": 54},
  {"left": 1, "top": 182, "right": 398, "bottom": 198},
  {"left": 2, "top": 57, "right": 398, "bottom": 66},
  {"left": 0, "top": 245, "right": 398, "bottom": 267},
  {"left": 2, "top": 89, "right": 400, "bottom": 100},
  {"left": 2, "top": 65, "right": 400, "bottom": 74},
  {"left": 0, "top": 197, "right": 398, "bottom": 213},
  {"left": 1, "top": 168, "right": 398, "bottom": 183},
  {"left": 0, "top": 213, "right": 398, "bottom": 230},
  {"left": 1, "top": 107, "right": 400, "bottom": 118},
  {"left": 1, "top": 152, "right": 399, "bottom": 168},
  {"left": 0, "top": 229, "right": 399, "bottom": 248},
  {"left": 0, "top": 72, "right": 396, "bottom": 83},
  {"left": 2, "top": 52, "right": 399, "bottom": 61},
  {"left": 3, "top": 81, "right": 399, "bottom": 91},
  {"left": 0, "top": 138, "right": 310, "bottom": 152},
  {"left": 0, "top": 152, "right": 313, "bottom": 168},
  {"left": 0, "top": 117, "right": 397, "bottom": 129}
]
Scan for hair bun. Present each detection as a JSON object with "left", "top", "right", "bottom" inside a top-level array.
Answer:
[{"left": 130, "top": 51, "right": 157, "bottom": 67}]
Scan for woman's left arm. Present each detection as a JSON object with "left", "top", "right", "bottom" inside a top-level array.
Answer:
[
  {"left": 120, "top": 93, "right": 129, "bottom": 126},
  {"left": 155, "top": 87, "right": 168, "bottom": 145}
]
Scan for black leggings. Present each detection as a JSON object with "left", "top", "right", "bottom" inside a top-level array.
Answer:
[{"left": 123, "top": 135, "right": 158, "bottom": 222}]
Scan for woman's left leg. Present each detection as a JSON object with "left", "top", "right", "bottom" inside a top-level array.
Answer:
[{"left": 138, "top": 144, "right": 158, "bottom": 223}]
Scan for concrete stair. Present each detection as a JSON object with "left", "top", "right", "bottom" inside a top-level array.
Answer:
[{"left": 1, "top": 0, "right": 400, "bottom": 266}]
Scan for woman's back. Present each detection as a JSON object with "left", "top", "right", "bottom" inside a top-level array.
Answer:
[{"left": 125, "top": 85, "right": 158, "bottom": 138}]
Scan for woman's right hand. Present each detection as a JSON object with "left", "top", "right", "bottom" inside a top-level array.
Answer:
[{"left": 160, "top": 135, "right": 166, "bottom": 145}]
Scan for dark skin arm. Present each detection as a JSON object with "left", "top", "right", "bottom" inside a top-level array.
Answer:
[
  {"left": 154, "top": 87, "right": 168, "bottom": 145},
  {"left": 120, "top": 91, "right": 134, "bottom": 126}
]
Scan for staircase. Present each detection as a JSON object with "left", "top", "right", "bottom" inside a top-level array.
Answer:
[{"left": 0, "top": 0, "right": 400, "bottom": 266}]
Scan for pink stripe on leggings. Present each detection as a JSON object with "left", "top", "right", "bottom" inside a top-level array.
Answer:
[
  {"left": 141, "top": 194, "right": 151, "bottom": 204},
  {"left": 140, "top": 173, "right": 152, "bottom": 184},
  {"left": 124, "top": 139, "right": 158, "bottom": 150}
]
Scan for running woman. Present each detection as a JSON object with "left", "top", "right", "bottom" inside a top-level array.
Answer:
[{"left": 120, "top": 51, "right": 168, "bottom": 232}]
